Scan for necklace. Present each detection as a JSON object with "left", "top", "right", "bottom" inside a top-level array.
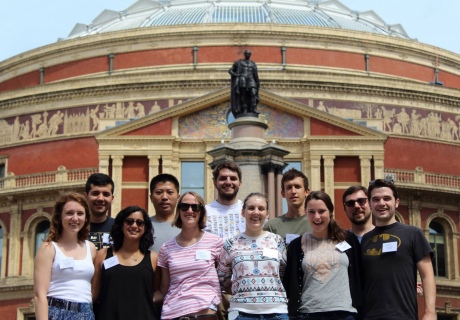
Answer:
[{"left": 121, "top": 248, "right": 139, "bottom": 261}]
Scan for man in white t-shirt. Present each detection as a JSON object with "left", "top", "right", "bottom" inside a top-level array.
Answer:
[
  {"left": 205, "top": 161, "right": 245, "bottom": 239},
  {"left": 205, "top": 161, "right": 245, "bottom": 320}
]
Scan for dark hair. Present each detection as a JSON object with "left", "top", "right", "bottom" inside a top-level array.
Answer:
[
  {"left": 47, "top": 193, "right": 91, "bottom": 242},
  {"left": 243, "top": 192, "right": 268, "bottom": 209},
  {"left": 85, "top": 173, "right": 115, "bottom": 194},
  {"left": 342, "top": 185, "right": 368, "bottom": 204},
  {"left": 212, "top": 161, "right": 242, "bottom": 182},
  {"left": 173, "top": 192, "right": 207, "bottom": 229},
  {"left": 305, "top": 191, "right": 347, "bottom": 242},
  {"left": 368, "top": 179, "right": 399, "bottom": 200},
  {"left": 281, "top": 168, "right": 309, "bottom": 191},
  {"left": 111, "top": 206, "right": 153, "bottom": 254},
  {"left": 149, "top": 173, "right": 180, "bottom": 194}
]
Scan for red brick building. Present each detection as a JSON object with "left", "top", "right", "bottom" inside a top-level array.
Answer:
[{"left": 0, "top": 0, "right": 459, "bottom": 319}]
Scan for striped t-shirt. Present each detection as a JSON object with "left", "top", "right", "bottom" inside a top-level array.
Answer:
[{"left": 158, "top": 232, "right": 223, "bottom": 319}]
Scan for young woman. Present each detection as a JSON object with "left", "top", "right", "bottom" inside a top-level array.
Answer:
[
  {"left": 92, "top": 206, "right": 158, "bottom": 320},
  {"left": 157, "top": 191, "right": 223, "bottom": 319},
  {"left": 283, "top": 191, "right": 363, "bottom": 320},
  {"left": 34, "top": 193, "right": 96, "bottom": 320},
  {"left": 217, "top": 192, "right": 288, "bottom": 319}
]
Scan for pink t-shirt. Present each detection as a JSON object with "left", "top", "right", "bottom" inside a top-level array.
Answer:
[{"left": 158, "top": 232, "right": 223, "bottom": 319}]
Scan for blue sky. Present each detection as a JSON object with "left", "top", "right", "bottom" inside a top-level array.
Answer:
[{"left": 0, "top": 0, "right": 459, "bottom": 62}]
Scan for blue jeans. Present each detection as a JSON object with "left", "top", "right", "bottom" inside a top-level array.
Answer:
[
  {"left": 49, "top": 304, "right": 94, "bottom": 320},
  {"left": 296, "top": 311, "right": 356, "bottom": 320},
  {"left": 236, "top": 312, "right": 289, "bottom": 320}
]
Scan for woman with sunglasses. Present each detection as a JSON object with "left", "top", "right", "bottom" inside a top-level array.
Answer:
[
  {"left": 217, "top": 192, "right": 289, "bottom": 320},
  {"left": 34, "top": 192, "right": 96, "bottom": 320},
  {"left": 92, "top": 206, "right": 158, "bottom": 320},
  {"left": 157, "top": 192, "right": 223, "bottom": 320},
  {"left": 283, "top": 191, "right": 363, "bottom": 320}
]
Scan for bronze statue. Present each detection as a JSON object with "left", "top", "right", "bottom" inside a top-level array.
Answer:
[{"left": 229, "top": 49, "right": 260, "bottom": 118}]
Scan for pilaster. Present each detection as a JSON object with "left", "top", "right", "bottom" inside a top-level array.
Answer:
[{"left": 111, "top": 155, "right": 124, "bottom": 215}]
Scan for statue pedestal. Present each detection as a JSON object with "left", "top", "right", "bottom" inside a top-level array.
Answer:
[
  {"left": 207, "top": 114, "right": 290, "bottom": 215},
  {"left": 228, "top": 116, "right": 268, "bottom": 149}
]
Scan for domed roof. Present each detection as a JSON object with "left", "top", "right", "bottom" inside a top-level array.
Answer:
[{"left": 66, "top": 0, "right": 409, "bottom": 39}]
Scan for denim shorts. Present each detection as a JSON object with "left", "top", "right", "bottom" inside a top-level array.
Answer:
[
  {"left": 49, "top": 303, "right": 94, "bottom": 320},
  {"left": 235, "top": 311, "right": 289, "bottom": 320}
]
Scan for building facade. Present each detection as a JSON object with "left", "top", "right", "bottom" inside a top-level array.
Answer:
[{"left": 0, "top": 0, "right": 459, "bottom": 319}]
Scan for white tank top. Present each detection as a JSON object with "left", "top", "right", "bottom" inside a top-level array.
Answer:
[{"left": 47, "top": 240, "right": 94, "bottom": 303}]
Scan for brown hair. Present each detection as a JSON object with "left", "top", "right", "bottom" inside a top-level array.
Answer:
[
  {"left": 46, "top": 192, "right": 91, "bottom": 242},
  {"left": 172, "top": 192, "right": 207, "bottom": 229},
  {"left": 305, "top": 191, "right": 347, "bottom": 242}
]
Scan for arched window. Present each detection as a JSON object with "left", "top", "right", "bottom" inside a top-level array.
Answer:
[
  {"left": 429, "top": 220, "right": 446, "bottom": 277},
  {"left": 34, "top": 220, "right": 50, "bottom": 256}
]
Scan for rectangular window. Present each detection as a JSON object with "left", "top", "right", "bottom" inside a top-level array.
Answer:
[{"left": 181, "top": 162, "right": 205, "bottom": 198}]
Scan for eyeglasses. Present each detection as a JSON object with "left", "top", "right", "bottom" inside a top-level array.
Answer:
[
  {"left": 124, "top": 218, "right": 145, "bottom": 227},
  {"left": 369, "top": 178, "right": 394, "bottom": 187},
  {"left": 344, "top": 198, "right": 368, "bottom": 208},
  {"left": 178, "top": 203, "right": 202, "bottom": 212}
]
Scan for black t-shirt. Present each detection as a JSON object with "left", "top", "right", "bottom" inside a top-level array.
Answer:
[
  {"left": 361, "top": 222, "right": 433, "bottom": 320},
  {"left": 89, "top": 217, "right": 115, "bottom": 250}
]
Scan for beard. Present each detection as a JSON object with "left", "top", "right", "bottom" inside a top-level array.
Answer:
[
  {"left": 351, "top": 211, "right": 371, "bottom": 225},
  {"left": 218, "top": 188, "right": 238, "bottom": 201}
]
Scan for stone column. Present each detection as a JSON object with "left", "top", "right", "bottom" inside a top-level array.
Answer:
[
  {"left": 373, "top": 155, "right": 385, "bottom": 179},
  {"left": 408, "top": 195, "right": 422, "bottom": 228},
  {"left": 111, "top": 155, "right": 124, "bottom": 215},
  {"left": 8, "top": 200, "right": 22, "bottom": 276},
  {"left": 310, "top": 156, "right": 322, "bottom": 191},
  {"left": 323, "top": 156, "right": 335, "bottom": 204},
  {"left": 98, "top": 155, "right": 110, "bottom": 175},
  {"left": 276, "top": 170, "right": 283, "bottom": 216},
  {"left": 267, "top": 165, "right": 276, "bottom": 219},
  {"left": 360, "top": 155, "right": 372, "bottom": 186},
  {"left": 147, "top": 155, "right": 160, "bottom": 216}
]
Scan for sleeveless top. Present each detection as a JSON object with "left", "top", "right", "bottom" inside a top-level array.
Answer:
[
  {"left": 47, "top": 240, "right": 94, "bottom": 303},
  {"left": 96, "top": 248, "right": 157, "bottom": 320}
]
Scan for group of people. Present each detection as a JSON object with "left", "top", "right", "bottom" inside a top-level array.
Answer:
[{"left": 33, "top": 161, "right": 436, "bottom": 320}]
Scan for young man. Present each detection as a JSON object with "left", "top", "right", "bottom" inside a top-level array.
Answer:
[
  {"left": 149, "top": 173, "right": 181, "bottom": 253},
  {"left": 84, "top": 173, "right": 115, "bottom": 250},
  {"left": 205, "top": 161, "right": 245, "bottom": 239},
  {"left": 342, "top": 185, "right": 374, "bottom": 243},
  {"left": 361, "top": 179, "right": 436, "bottom": 320},
  {"left": 263, "top": 168, "right": 312, "bottom": 245}
]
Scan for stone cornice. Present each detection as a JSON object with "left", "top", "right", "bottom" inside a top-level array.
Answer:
[
  {"left": 1, "top": 23, "right": 459, "bottom": 74},
  {"left": 1, "top": 67, "right": 459, "bottom": 117}
]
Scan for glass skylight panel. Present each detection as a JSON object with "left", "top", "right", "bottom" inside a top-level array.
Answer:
[{"left": 272, "top": 8, "right": 329, "bottom": 26}]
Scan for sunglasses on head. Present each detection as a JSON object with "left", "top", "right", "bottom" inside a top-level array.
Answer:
[
  {"left": 178, "top": 203, "right": 202, "bottom": 212},
  {"left": 124, "top": 218, "right": 145, "bottom": 227},
  {"left": 344, "top": 198, "right": 368, "bottom": 208},
  {"left": 369, "top": 178, "right": 394, "bottom": 187}
]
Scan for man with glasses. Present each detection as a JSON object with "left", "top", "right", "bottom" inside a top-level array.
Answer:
[
  {"left": 149, "top": 173, "right": 181, "bottom": 253},
  {"left": 361, "top": 179, "right": 436, "bottom": 320},
  {"left": 342, "top": 185, "right": 374, "bottom": 243},
  {"left": 84, "top": 173, "right": 115, "bottom": 250}
]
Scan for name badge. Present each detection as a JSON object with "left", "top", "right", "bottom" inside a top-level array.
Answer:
[
  {"left": 286, "top": 233, "right": 300, "bottom": 245},
  {"left": 102, "top": 233, "right": 110, "bottom": 243},
  {"left": 196, "top": 250, "right": 211, "bottom": 260},
  {"left": 335, "top": 241, "right": 352, "bottom": 252},
  {"left": 238, "top": 221, "right": 246, "bottom": 233},
  {"left": 382, "top": 241, "right": 398, "bottom": 253},
  {"left": 263, "top": 248, "right": 278, "bottom": 259},
  {"left": 103, "top": 255, "right": 120, "bottom": 269},
  {"left": 60, "top": 257, "right": 75, "bottom": 269}
]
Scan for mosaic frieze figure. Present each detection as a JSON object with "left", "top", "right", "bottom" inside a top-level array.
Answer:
[{"left": 229, "top": 49, "right": 260, "bottom": 118}]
